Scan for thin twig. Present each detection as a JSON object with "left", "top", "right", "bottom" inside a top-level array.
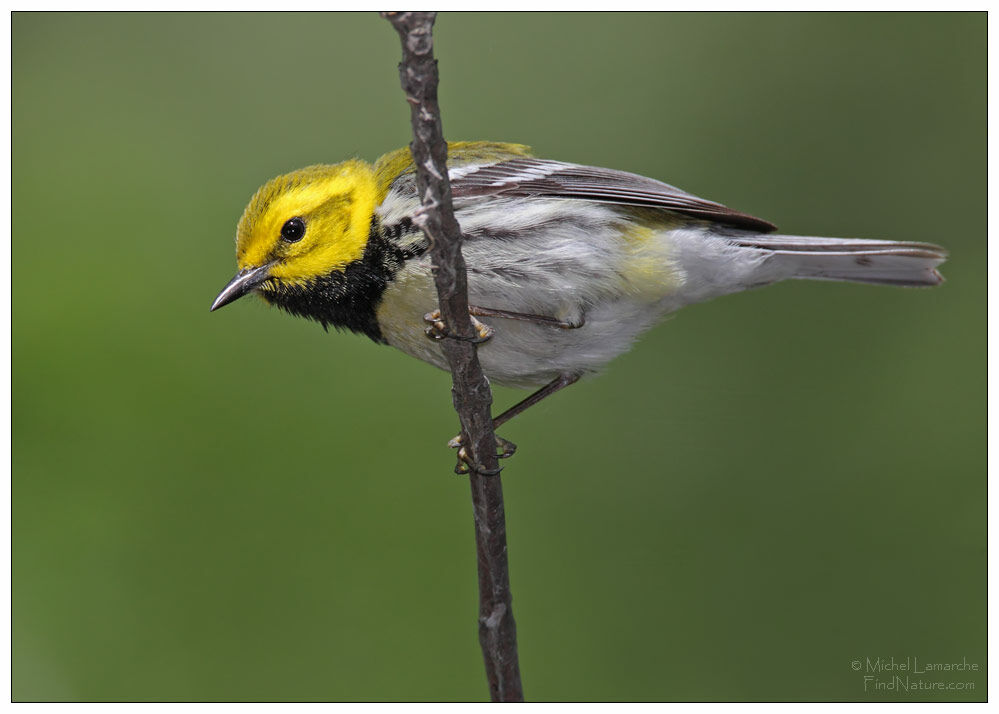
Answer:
[{"left": 382, "top": 11, "right": 524, "bottom": 703}]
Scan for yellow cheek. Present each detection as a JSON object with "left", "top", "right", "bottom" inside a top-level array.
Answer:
[
  {"left": 267, "top": 235, "right": 354, "bottom": 285},
  {"left": 237, "top": 162, "right": 379, "bottom": 280}
]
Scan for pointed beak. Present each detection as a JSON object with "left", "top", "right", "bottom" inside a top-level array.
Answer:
[{"left": 210, "top": 264, "right": 273, "bottom": 312}]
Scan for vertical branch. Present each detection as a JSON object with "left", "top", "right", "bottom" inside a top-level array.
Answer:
[{"left": 381, "top": 11, "right": 524, "bottom": 703}]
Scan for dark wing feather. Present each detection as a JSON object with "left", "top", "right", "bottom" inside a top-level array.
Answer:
[{"left": 450, "top": 158, "right": 777, "bottom": 232}]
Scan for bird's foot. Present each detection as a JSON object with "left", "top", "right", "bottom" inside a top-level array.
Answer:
[
  {"left": 450, "top": 433, "right": 518, "bottom": 475},
  {"left": 423, "top": 309, "right": 494, "bottom": 343}
]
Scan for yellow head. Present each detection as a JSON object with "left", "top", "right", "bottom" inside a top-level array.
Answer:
[
  {"left": 236, "top": 160, "right": 379, "bottom": 285},
  {"left": 210, "top": 142, "right": 529, "bottom": 332},
  {"left": 211, "top": 159, "right": 404, "bottom": 340},
  {"left": 210, "top": 159, "right": 386, "bottom": 320}
]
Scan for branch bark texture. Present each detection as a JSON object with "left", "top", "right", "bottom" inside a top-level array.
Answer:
[{"left": 382, "top": 11, "right": 524, "bottom": 703}]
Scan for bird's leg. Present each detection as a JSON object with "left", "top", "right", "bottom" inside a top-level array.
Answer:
[
  {"left": 451, "top": 373, "right": 581, "bottom": 474},
  {"left": 423, "top": 306, "right": 585, "bottom": 344},
  {"left": 491, "top": 372, "right": 582, "bottom": 431},
  {"left": 421, "top": 304, "right": 584, "bottom": 474},
  {"left": 423, "top": 309, "right": 494, "bottom": 343},
  {"left": 467, "top": 305, "right": 585, "bottom": 330}
]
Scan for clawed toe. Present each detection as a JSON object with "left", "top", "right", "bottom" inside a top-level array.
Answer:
[
  {"left": 495, "top": 435, "right": 517, "bottom": 459},
  {"left": 453, "top": 446, "right": 503, "bottom": 476},
  {"left": 469, "top": 316, "right": 494, "bottom": 343},
  {"left": 423, "top": 310, "right": 448, "bottom": 340},
  {"left": 423, "top": 309, "right": 494, "bottom": 343},
  {"left": 450, "top": 433, "right": 518, "bottom": 475}
]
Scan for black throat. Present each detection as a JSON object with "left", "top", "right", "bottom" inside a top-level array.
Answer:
[{"left": 261, "top": 218, "right": 425, "bottom": 343}]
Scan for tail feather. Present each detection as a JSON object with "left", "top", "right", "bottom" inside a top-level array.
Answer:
[{"left": 735, "top": 235, "right": 948, "bottom": 287}]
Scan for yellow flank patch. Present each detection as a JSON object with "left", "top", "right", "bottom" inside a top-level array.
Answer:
[
  {"left": 236, "top": 160, "right": 379, "bottom": 284},
  {"left": 619, "top": 222, "right": 685, "bottom": 298}
]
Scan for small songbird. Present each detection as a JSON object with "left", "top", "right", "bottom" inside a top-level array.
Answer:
[{"left": 211, "top": 142, "right": 946, "bottom": 466}]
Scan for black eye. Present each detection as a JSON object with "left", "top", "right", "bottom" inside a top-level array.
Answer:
[{"left": 280, "top": 217, "right": 305, "bottom": 242}]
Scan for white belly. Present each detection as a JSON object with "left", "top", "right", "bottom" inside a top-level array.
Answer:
[{"left": 377, "top": 267, "right": 666, "bottom": 387}]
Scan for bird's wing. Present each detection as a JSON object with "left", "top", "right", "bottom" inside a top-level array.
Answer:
[{"left": 450, "top": 158, "right": 777, "bottom": 232}]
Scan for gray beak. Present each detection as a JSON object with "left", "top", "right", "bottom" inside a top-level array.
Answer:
[{"left": 210, "top": 264, "right": 272, "bottom": 312}]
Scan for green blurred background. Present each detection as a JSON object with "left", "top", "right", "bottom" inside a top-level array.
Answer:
[{"left": 13, "top": 12, "right": 984, "bottom": 702}]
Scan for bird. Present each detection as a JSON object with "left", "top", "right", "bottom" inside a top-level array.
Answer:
[{"left": 211, "top": 141, "right": 947, "bottom": 470}]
